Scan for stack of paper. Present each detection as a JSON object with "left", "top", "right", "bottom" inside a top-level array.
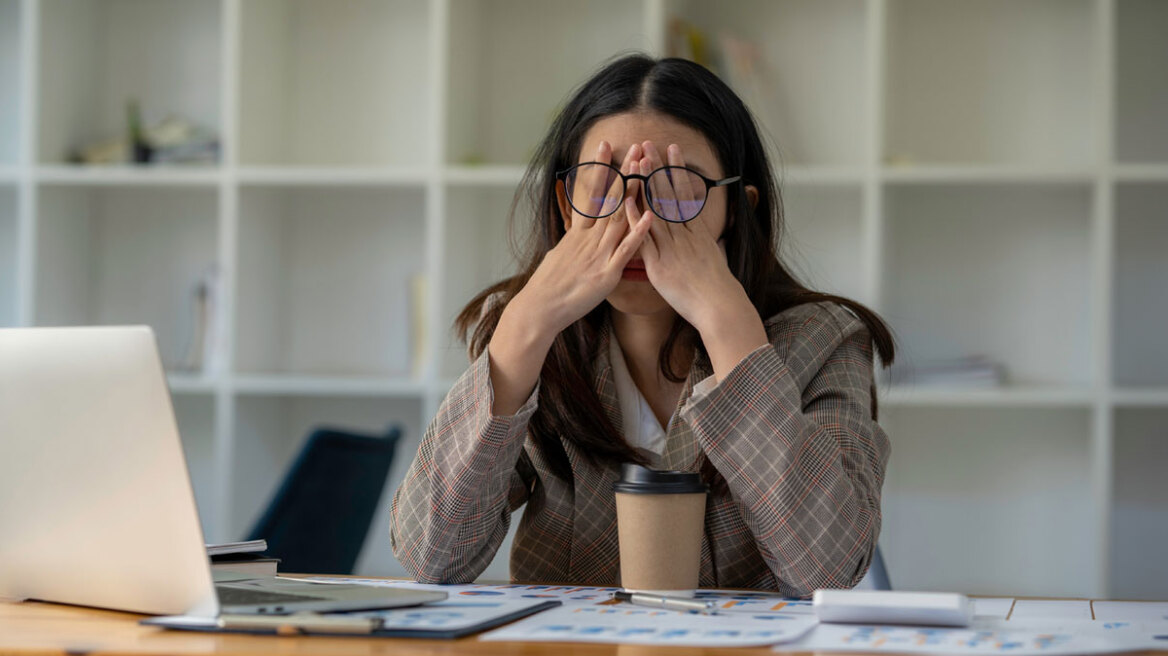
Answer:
[{"left": 297, "top": 579, "right": 1168, "bottom": 653}]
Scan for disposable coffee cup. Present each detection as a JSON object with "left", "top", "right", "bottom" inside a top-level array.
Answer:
[{"left": 613, "top": 463, "right": 709, "bottom": 596}]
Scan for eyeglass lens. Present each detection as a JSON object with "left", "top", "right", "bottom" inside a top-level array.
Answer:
[{"left": 565, "top": 163, "right": 708, "bottom": 222}]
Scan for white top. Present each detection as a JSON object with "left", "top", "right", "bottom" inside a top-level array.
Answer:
[{"left": 607, "top": 335, "right": 717, "bottom": 467}]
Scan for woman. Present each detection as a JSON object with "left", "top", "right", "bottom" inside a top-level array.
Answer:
[{"left": 391, "top": 54, "right": 894, "bottom": 597}]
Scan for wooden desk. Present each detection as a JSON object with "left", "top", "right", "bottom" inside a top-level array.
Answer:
[{"left": 3, "top": 595, "right": 1166, "bottom": 656}]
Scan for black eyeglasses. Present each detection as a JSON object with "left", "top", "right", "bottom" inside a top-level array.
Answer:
[{"left": 556, "top": 161, "right": 741, "bottom": 223}]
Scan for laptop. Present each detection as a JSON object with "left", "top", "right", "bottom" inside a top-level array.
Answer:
[{"left": 0, "top": 325, "right": 445, "bottom": 617}]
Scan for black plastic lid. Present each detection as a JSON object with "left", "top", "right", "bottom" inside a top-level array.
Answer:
[{"left": 612, "top": 463, "right": 709, "bottom": 495}]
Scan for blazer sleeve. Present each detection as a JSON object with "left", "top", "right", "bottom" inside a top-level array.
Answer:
[
  {"left": 389, "top": 346, "right": 539, "bottom": 583},
  {"left": 679, "top": 302, "right": 890, "bottom": 597}
]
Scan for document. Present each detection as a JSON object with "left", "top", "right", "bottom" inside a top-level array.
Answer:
[
  {"left": 774, "top": 623, "right": 1122, "bottom": 655},
  {"left": 481, "top": 604, "right": 818, "bottom": 647},
  {"left": 694, "top": 589, "right": 815, "bottom": 614},
  {"left": 972, "top": 598, "right": 1016, "bottom": 619},
  {"left": 1092, "top": 601, "right": 1168, "bottom": 622},
  {"left": 302, "top": 578, "right": 818, "bottom": 646},
  {"left": 1011, "top": 600, "right": 1094, "bottom": 621}
]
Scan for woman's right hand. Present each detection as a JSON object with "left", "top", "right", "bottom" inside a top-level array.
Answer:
[
  {"left": 485, "top": 141, "right": 652, "bottom": 416},
  {"left": 510, "top": 141, "right": 653, "bottom": 336}
]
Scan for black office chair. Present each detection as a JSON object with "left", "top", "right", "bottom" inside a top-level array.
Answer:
[
  {"left": 863, "top": 544, "right": 893, "bottom": 590},
  {"left": 245, "top": 425, "right": 401, "bottom": 575}
]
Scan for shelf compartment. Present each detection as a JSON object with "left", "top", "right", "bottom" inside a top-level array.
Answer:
[
  {"left": 231, "top": 394, "right": 423, "bottom": 575},
  {"left": 880, "top": 406, "right": 1095, "bottom": 597},
  {"left": 37, "top": 0, "right": 222, "bottom": 165},
  {"left": 238, "top": 0, "right": 432, "bottom": 167},
  {"left": 1116, "top": 0, "right": 1168, "bottom": 164},
  {"left": 443, "top": 165, "right": 526, "bottom": 187},
  {"left": 36, "top": 164, "right": 220, "bottom": 187},
  {"left": 0, "top": 185, "right": 16, "bottom": 327},
  {"left": 1115, "top": 163, "right": 1168, "bottom": 183},
  {"left": 880, "top": 165, "right": 1094, "bottom": 186},
  {"left": 1113, "top": 183, "right": 1168, "bottom": 387},
  {"left": 1113, "top": 388, "right": 1168, "bottom": 407},
  {"left": 884, "top": 0, "right": 1095, "bottom": 167},
  {"left": 237, "top": 166, "right": 428, "bottom": 187},
  {"left": 882, "top": 183, "right": 1094, "bottom": 388},
  {"left": 440, "top": 184, "right": 521, "bottom": 379},
  {"left": 235, "top": 185, "right": 426, "bottom": 378},
  {"left": 0, "top": 0, "right": 21, "bottom": 166},
  {"left": 780, "top": 183, "right": 867, "bottom": 304},
  {"left": 232, "top": 374, "right": 427, "bottom": 398},
  {"left": 172, "top": 393, "right": 219, "bottom": 541},
  {"left": 666, "top": 0, "right": 868, "bottom": 167},
  {"left": 878, "top": 385, "right": 1094, "bottom": 408},
  {"left": 34, "top": 186, "right": 218, "bottom": 369},
  {"left": 446, "top": 0, "right": 647, "bottom": 166},
  {"left": 1110, "top": 408, "right": 1168, "bottom": 600}
]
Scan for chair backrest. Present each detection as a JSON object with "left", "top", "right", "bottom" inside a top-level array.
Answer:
[
  {"left": 856, "top": 544, "right": 893, "bottom": 591},
  {"left": 246, "top": 425, "right": 401, "bottom": 575}
]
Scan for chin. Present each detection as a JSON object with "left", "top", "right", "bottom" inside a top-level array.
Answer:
[{"left": 606, "top": 280, "right": 674, "bottom": 316}]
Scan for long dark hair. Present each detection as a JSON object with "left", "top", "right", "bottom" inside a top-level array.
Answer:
[{"left": 455, "top": 53, "right": 895, "bottom": 478}]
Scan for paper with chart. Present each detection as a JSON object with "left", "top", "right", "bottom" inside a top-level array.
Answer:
[
  {"left": 481, "top": 603, "right": 818, "bottom": 647},
  {"left": 301, "top": 578, "right": 818, "bottom": 646},
  {"left": 1092, "top": 601, "right": 1168, "bottom": 622},
  {"left": 300, "top": 579, "right": 1168, "bottom": 650},
  {"left": 972, "top": 597, "right": 1016, "bottom": 619},
  {"left": 1011, "top": 600, "right": 1094, "bottom": 621},
  {"left": 773, "top": 598, "right": 1168, "bottom": 655},
  {"left": 773, "top": 622, "right": 1125, "bottom": 656}
]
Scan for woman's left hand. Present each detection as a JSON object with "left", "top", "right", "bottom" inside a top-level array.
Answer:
[
  {"left": 625, "top": 141, "right": 739, "bottom": 333},
  {"left": 625, "top": 141, "right": 770, "bottom": 379}
]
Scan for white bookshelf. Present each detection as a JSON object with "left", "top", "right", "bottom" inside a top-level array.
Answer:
[{"left": 2, "top": 0, "right": 1165, "bottom": 597}]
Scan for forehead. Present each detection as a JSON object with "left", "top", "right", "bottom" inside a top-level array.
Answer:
[{"left": 578, "top": 112, "right": 720, "bottom": 174}]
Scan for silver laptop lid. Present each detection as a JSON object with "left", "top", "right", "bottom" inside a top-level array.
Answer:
[{"left": 0, "top": 326, "right": 218, "bottom": 617}]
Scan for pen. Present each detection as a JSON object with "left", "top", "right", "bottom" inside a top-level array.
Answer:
[{"left": 613, "top": 591, "right": 718, "bottom": 615}]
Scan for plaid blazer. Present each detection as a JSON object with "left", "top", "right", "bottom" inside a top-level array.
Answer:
[{"left": 390, "top": 300, "right": 890, "bottom": 597}]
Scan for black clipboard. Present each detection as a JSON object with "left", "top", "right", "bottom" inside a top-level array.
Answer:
[{"left": 141, "top": 599, "right": 560, "bottom": 640}]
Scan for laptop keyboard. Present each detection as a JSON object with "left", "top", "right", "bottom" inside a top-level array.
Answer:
[{"left": 216, "top": 585, "right": 330, "bottom": 606}]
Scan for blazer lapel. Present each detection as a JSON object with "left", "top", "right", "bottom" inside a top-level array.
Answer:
[
  {"left": 558, "top": 319, "right": 623, "bottom": 584},
  {"left": 659, "top": 349, "right": 713, "bottom": 472},
  {"left": 593, "top": 320, "right": 623, "bottom": 435}
]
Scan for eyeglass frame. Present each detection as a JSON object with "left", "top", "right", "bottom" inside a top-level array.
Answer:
[{"left": 555, "top": 161, "right": 742, "bottom": 223}]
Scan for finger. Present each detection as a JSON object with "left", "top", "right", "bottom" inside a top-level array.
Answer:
[
  {"left": 628, "top": 195, "right": 669, "bottom": 247},
  {"left": 573, "top": 141, "right": 613, "bottom": 226},
  {"left": 598, "top": 194, "right": 631, "bottom": 251},
  {"left": 621, "top": 143, "right": 642, "bottom": 207},
  {"left": 641, "top": 142, "right": 680, "bottom": 223},
  {"left": 596, "top": 144, "right": 641, "bottom": 244},
  {"left": 666, "top": 144, "right": 699, "bottom": 219},
  {"left": 639, "top": 222, "right": 660, "bottom": 265},
  {"left": 610, "top": 209, "right": 654, "bottom": 269},
  {"left": 602, "top": 143, "right": 639, "bottom": 220}
]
